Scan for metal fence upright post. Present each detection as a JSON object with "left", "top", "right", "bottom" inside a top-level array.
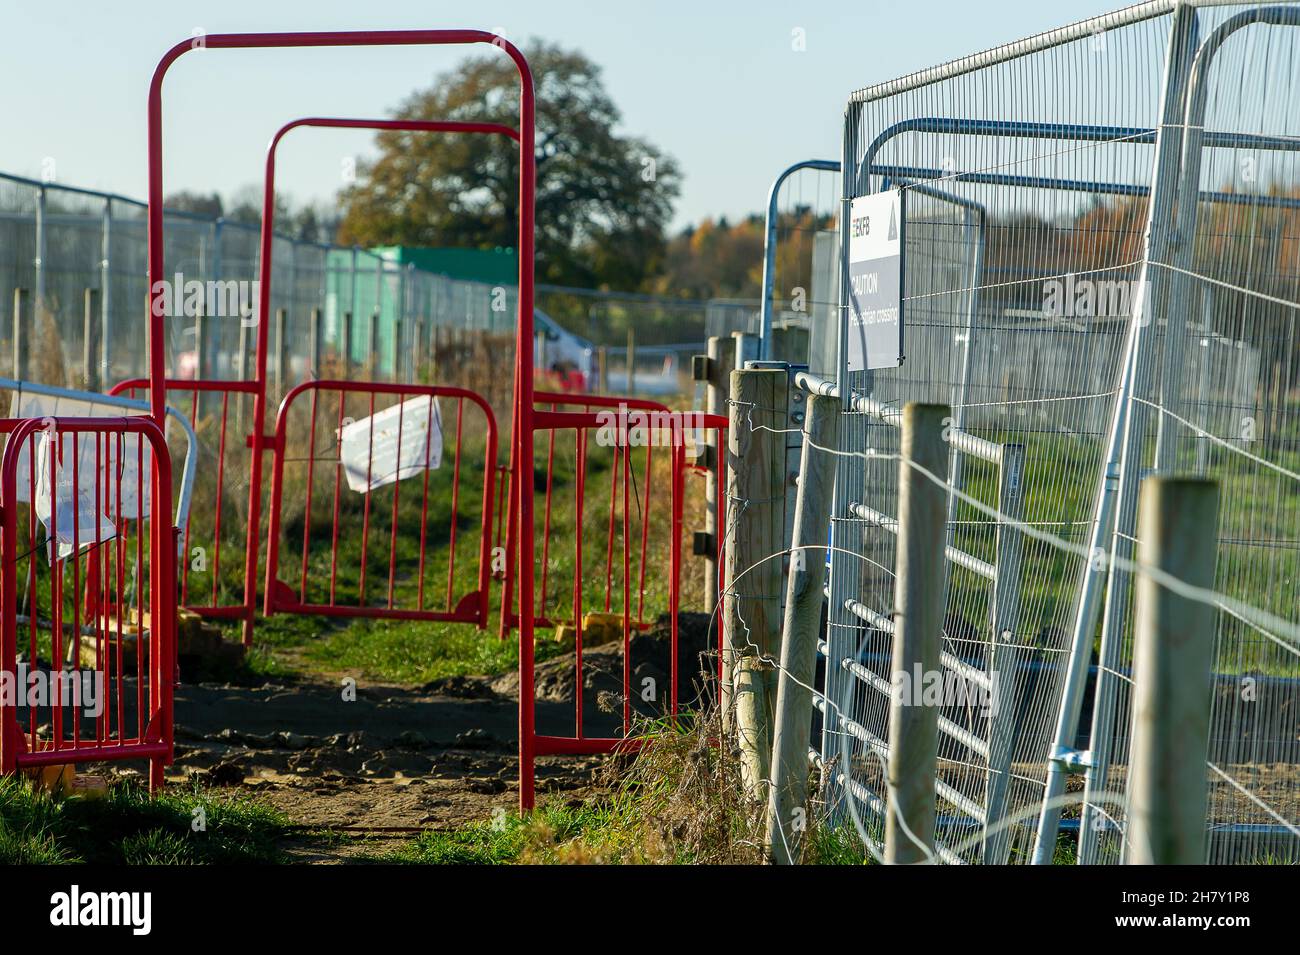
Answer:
[
  {"left": 1033, "top": 3, "right": 1201, "bottom": 864},
  {"left": 100, "top": 197, "right": 112, "bottom": 384},
  {"left": 34, "top": 185, "right": 46, "bottom": 314},
  {"left": 1077, "top": 3, "right": 1202, "bottom": 866},
  {"left": 765, "top": 393, "right": 839, "bottom": 863},
  {"left": 1127, "top": 477, "right": 1218, "bottom": 865},
  {"left": 982, "top": 442, "right": 1024, "bottom": 865},
  {"left": 885, "top": 402, "right": 950, "bottom": 866}
]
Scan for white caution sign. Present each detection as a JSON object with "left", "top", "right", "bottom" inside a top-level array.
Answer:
[
  {"left": 9, "top": 392, "right": 153, "bottom": 520},
  {"left": 34, "top": 430, "right": 118, "bottom": 563},
  {"left": 846, "top": 189, "right": 905, "bottom": 371},
  {"left": 339, "top": 395, "right": 444, "bottom": 494}
]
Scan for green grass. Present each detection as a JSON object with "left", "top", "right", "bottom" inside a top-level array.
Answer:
[{"left": 0, "top": 776, "right": 290, "bottom": 864}]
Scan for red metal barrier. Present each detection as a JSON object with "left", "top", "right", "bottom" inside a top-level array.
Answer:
[
  {"left": 500, "top": 392, "right": 676, "bottom": 636},
  {"left": 0, "top": 416, "right": 177, "bottom": 790},
  {"left": 510, "top": 396, "right": 728, "bottom": 802},
  {"left": 108, "top": 378, "right": 254, "bottom": 629},
  {"left": 263, "top": 380, "right": 497, "bottom": 626}
]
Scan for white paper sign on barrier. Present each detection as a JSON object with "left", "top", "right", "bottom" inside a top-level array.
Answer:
[
  {"left": 8, "top": 392, "right": 152, "bottom": 519},
  {"left": 34, "top": 430, "right": 118, "bottom": 563},
  {"left": 338, "top": 395, "right": 443, "bottom": 494}
]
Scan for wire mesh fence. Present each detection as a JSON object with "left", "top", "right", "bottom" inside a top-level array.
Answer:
[{"left": 714, "top": 0, "right": 1300, "bottom": 865}]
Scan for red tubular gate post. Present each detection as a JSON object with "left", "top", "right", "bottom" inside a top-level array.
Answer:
[{"left": 146, "top": 32, "right": 536, "bottom": 661}]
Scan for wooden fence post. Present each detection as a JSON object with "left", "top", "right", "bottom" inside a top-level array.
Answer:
[
  {"left": 310, "top": 307, "right": 323, "bottom": 380},
  {"left": 765, "top": 394, "right": 839, "bottom": 863},
  {"left": 12, "top": 287, "right": 30, "bottom": 379},
  {"left": 885, "top": 402, "right": 950, "bottom": 865},
  {"left": 722, "top": 367, "right": 788, "bottom": 796},
  {"left": 275, "top": 307, "right": 289, "bottom": 400},
  {"left": 1127, "top": 477, "right": 1219, "bottom": 865},
  {"left": 693, "top": 334, "right": 737, "bottom": 613},
  {"left": 83, "top": 288, "right": 101, "bottom": 390}
]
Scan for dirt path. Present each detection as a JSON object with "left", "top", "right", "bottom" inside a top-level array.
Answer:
[{"left": 158, "top": 675, "right": 607, "bottom": 861}]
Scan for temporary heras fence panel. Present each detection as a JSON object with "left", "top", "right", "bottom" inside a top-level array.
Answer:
[
  {"left": 262, "top": 379, "right": 497, "bottom": 627},
  {"left": 759, "top": 159, "right": 841, "bottom": 364},
  {"left": 813, "top": 1, "right": 1183, "bottom": 864},
  {"left": 1076, "top": 1, "right": 1300, "bottom": 867},
  {"left": 0, "top": 415, "right": 178, "bottom": 790}
]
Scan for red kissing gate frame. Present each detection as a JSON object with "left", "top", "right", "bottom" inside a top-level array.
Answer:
[
  {"left": 147, "top": 30, "right": 540, "bottom": 807},
  {"left": 146, "top": 32, "right": 536, "bottom": 649},
  {"left": 256, "top": 118, "right": 517, "bottom": 627}
]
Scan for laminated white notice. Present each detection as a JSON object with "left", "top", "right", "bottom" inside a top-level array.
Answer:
[
  {"left": 339, "top": 395, "right": 443, "bottom": 494},
  {"left": 9, "top": 392, "right": 152, "bottom": 519},
  {"left": 34, "top": 430, "right": 117, "bottom": 563}
]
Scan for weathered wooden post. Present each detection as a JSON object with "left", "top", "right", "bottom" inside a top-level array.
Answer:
[
  {"left": 885, "top": 402, "right": 950, "bottom": 865},
  {"left": 275, "top": 307, "right": 289, "bottom": 400},
  {"left": 83, "top": 288, "right": 101, "bottom": 390},
  {"left": 626, "top": 326, "right": 636, "bottom": 396},
  {"left": 722, "top": 366, "right": 787, "bottom": 796},
  {"left": 342, "top": 310, "right": 354, "bottom": 378},
  {"left": 1127, "top": 477, "right": 1219, "bottom": 865},
  {"left": 12, "top": 288, "right": 30, "bottom": 379},
  {"left": 369, "top": 305, "right": 382, "bottom": 378},
  {"left": 765, "top": 394, "right": 839, "bottom": 863},
  {"left": 309, "top": 307, "right": 323, "bottom": 380}
]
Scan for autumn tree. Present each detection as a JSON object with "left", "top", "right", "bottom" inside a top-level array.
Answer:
[{"left": 336, "top": 41, "right": 680, "bottom": 290}]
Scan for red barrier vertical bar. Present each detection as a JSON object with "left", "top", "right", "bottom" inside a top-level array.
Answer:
[
  {"left": 386, "top": 395, "right": 406, "bottom": 609},
  {"left": 603, "top": 443, "right": 619, "bottom": 613},
  {"left": 329, "top": 390, "right": 345, "bottom": 604},
  {"left": 49, "top": 430, "right": 63, "bottom": 748},
  {"left": 211, "top": 392, "right": 230, "bottom": 608},
  {"left": 622, "top": 421, "right": 631, "bottom": 734},
  {"left": 637, "top": 441, "right": 652, "bottom": 624},
  {"left": 26, "top": 444, "right": 37, "bottom": 747},
  {"left": 180, "top": 390, "right": 199, "bottom": 605},
  {"left": 416, "top": 396, "right": 434, "bottom": 612},
  {"left": 445, "top": 397, "right": 464, "bottom": 611},
  {"left": 539, "top": 404, "right": 557, "bottom": 617},
  {"left": 358, "top": 392, "right": 376, "bottom": 603},
  {"left": 299, "top": 386, "right": 320, "bottom": 603},
  {"left": 573, "top": 428, "right": 586, "bottom": 740}
]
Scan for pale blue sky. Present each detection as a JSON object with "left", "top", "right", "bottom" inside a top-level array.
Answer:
[{"left": 0, "top": 0, "right": 1123, "bottom": 229}]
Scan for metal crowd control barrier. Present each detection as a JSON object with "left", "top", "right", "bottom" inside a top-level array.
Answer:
[
  {"left": 108, "top": 378, "right": 253, "bottom": 621},
  {"left": 262, "top": 379, "right": 497, "bottom": 626},
  {"left": 0, "top": 415, "right": 178, "bottom": 790},
  {"left": 499, "top": 391, "right": 678, "bottom": 637},
  {"left": 3, "top": 378, "right": 197, "bottom": 538},
  {"left": 515, "top": 399, "right": 727, "bottom": 798}
]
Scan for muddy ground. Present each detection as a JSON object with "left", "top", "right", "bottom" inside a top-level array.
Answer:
[{"left": 96, "top": 613, "right": 719, "bottom": 862}]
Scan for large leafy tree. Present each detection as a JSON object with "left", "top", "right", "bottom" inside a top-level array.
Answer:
[{"left": 336, "top": 41, "right": 680, "bottom": 289}]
